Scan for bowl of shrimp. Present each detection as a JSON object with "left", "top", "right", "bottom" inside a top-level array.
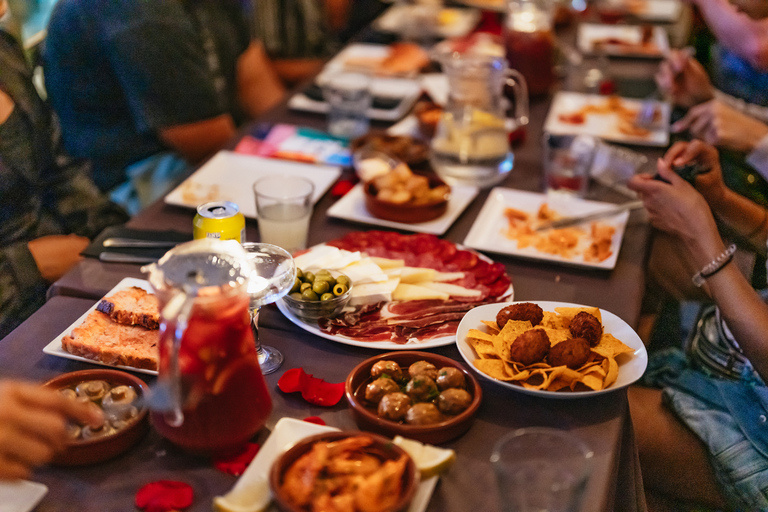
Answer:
[{"left": 269, "top": 431, "right": 418, "bottom": 512}]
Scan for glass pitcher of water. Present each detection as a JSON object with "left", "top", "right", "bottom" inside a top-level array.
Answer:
[
  {"left": 430, "top": 52, "right": 529, "bottom": 188},
  {"left": 143, "top": 239, "right": 272, "bottom": 455}
]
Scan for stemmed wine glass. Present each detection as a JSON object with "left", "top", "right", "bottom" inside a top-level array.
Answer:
[{"left": 242, "top": 242, "right": 296, "bottom": 374}]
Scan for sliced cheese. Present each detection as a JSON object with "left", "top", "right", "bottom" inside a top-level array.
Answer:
[
  {"left": 293, "top": 245, "right": 340, "bottom": 270},
  {"left": 392, "top": 283, "right": 449, "bottom": 302},
  {"left": 349, "top": 278, "right": 400, "bottom": 305},
  {"left": 370, "top": 257, "right": 405, "bottom": 270},
  {"left": 432, "top": 271, "right": 465, "bottom": 282},
  {"left": 325, "top": 250, "right": 362, "bottom": 270},
  {"left": 398, "top": 267, "right": 437, "bottom": 284},
  {"left": 384, "top": 267, "right": 404, "bottom": 278},
  {"left": 421, "top": 282, "right": 482, "bottom": 298},
  {"left": 341, "top": 258, "right": 388, "bottom": 284}
]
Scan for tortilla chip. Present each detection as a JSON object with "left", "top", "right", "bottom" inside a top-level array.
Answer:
[
  {"left": 554, "top": 306, "right": 602, "bottom": 324},
  {"left": 474, "top": 359, "right": 512, "bottom": 380},
  {"left": 603, "top": 357, "right": 619, "bottom": 388},
  {"left": 480, "top": 320, "right": 501, "bottom": 334},
  {"left": 469, "top": 338, "right": 500, "bottom": 359},
  {"left": 543, "top": 328, "right": 571, "bottom": 345},
  {"left": 541, "top": 311, "right": 568, "bottom": 330},
  {"left": 592, "top": 333, "right": 634, "bottom": 359}
]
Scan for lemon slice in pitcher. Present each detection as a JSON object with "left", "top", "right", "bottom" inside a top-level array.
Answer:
[
  {"left": 393, "top": 436, "right": 456, "bottom": 479},
  {"left": 212, "top": 476, "right": 270, "bottom": 512}
]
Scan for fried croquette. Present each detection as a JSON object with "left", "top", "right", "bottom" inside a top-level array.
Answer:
[
  {"left": 496, "top": 302, "right": 544, "bottom": 328},
  {"left": 507, "top": 328, "right": 550, "bottom": 366},
  {"left": 548, "top": 337, "right": 591, "bottom": 369},
  {"left": 569, "top": 311, "right": 603, "bottom": 347}
]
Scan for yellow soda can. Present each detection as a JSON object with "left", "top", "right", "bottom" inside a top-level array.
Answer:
[{"left": 193, "top": 201, "right": 246, "bottom": 242}]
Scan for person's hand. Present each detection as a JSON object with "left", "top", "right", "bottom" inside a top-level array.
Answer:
[
  {"left": 0, "top": 88, "right": 14, "bottom": 125},
  {"left": 655, "top": 50, "right": 714, "bottom": 108},
  {"left": 628, "top": 157, "right": 720, "bottom": 245},
  {"left": 662, "top": 140, "right": 728, "bottom": 207},
  {"left": 671, "top": 99, "right": 768, "bottom": 153},
  {"left": 0, "top": 380, "right": 103, "bottom": 480},
  {"left": 27, "top": 234, "right": 89, "bottom": 283}
]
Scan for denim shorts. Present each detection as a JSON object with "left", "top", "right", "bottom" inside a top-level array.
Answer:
[{"left": 643, "top": 348, "right": 768, "bottom": 510}]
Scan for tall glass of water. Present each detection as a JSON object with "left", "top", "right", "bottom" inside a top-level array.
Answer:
[
  {"left": 253, "top": 175, "right": 314, "bottom": 255},
  {"left": 242, "top": 242, "right": 296, "bottom": 375}
]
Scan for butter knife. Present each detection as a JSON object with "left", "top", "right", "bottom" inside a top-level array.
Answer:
[
  {"left": 103, "top": 237, "right": 181, "bottom": 249},
  {"left": 99, "top": 252, "right": 159, "bottom": 264},
  {"left": 535, "top": 200, "right": 644, "bottom": 232}
]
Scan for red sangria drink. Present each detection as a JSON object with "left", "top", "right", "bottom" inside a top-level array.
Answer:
[
  {"left": 504, "top": 28, "right": 556, "bottom": 97},
  {"left": 152, "top": 289, "right": 272, "bottom": 455}
]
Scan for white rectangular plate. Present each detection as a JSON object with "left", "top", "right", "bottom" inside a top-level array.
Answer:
[
  {"left": 577, "top": 23, "right": 669, "bottom": 57},
  {"left": 627, "top": 0, "right": 682, "bottom": 21},
  {"left": 462, "top": 187, "right": 630, "bottom": 269},
  {"left": 164, "top": 151, "right": 341, "bottom": 219},
  {"left": 0, "top": 480, "right": 48, "bottom": 512},
  {"left": 374, "top": 5, "right": 481, "bottom": 38},
  {"left": 228, "top": 417, "right": 438, "bottom": 512},
  {"left": 43, "top": 277, "right": 158, "bottom": 376},
  {"left": 288, "top": 77, "right": 422, "bottom": 122},
  {"left": 327, "top": 182, "right": 479, "bottom": 235},
  {"left": 317, "top": 43, "right": 424, "bottom": 80},
  {"left": 544, "top": 91, "right": 670, "bottom": 147}
]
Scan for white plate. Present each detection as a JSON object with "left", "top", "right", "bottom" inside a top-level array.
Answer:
[
  {"left": 288, "top": 78, "right": 422, "bottom": 122},
  {"left": 42, "top": 277, "right": 159, "bottom": 376},
  {"left": 456, "top": 301, "right": 648, "bottom": 398},
  {"left": 326, "top": 183, "right": 479, "bottom": 235},
  {"left": 0, "top": 480, "right": 48, "bottom": 512},
  {"left": 164, "top": 151, "right": 341, "bottom": 218},
  {"left": 276, "top": 299, "right": 460, "bottom": 350},
  {"left": 577, "top": 23, "right": 669, "bottom": 57},
  {"left": 317, "top": 43, "right": 426, "bottom": 81},
  {"left": 463, "top": 188, "right": 630, "bottom": 270},
  {"left": 374, "top": 5, "right": 481, "bottom": 38},
  {"left": 544, "top": 91, "right": 671, "bottom": 147},
  {"left": 624, "top": 0, "right": 682, "bottom": 21},
  {"left": 228, "top": 417, "right": 439, "bottom": 512}
]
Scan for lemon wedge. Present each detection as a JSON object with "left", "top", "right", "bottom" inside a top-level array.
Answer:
[
  {"left": 212, "top": 476, "right": 270, "bottom": 512},
  {"left": 393, "top": 436, "right": 456, "bottom": 479}
]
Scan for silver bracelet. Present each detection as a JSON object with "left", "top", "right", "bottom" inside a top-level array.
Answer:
[{"left": 692, "top": 244, "right": 737, "bottom": 287}]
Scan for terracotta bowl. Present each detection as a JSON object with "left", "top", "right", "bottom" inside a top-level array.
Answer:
[
  {"left": 43, "top": 369, "right": 149, "bottom": 466},
  {"left": 350, "top": 134, "right": 430, "bottom": 168},
  {"left": 363, "top": 177, "right": 450, "bottom": 224},
  {"left": 346, "top": 351, "right": 482, "bottom": 445},
  {"left": 269, "top": 431, "right": 418, "bottom": 512}
]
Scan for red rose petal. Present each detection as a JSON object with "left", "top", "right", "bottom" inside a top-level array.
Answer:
[
  {"left": 278, "top": 368, "right": 345, "bottom": 406},
  {"left": 135, "top": 481, "right": 194, "bottom": 512},
  {"left": 331, "top": 179, "right": 356, "bottom": 197},
  {"left": 213, "top": 442, "right": 261, "bottom": 476},
  {"left": 303, "top": 416, "right": 326, "bottom": 425}
]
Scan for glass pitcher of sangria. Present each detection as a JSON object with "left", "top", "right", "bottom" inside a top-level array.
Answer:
[
  {"left": 430, "top": 52, "right": 529, "bottom": 188},
  {"left": 143, "top": 239, "right": 272, "bottom": 455},
  {"left": 505, "top": 0, "right": 556, "bottom": 97}
]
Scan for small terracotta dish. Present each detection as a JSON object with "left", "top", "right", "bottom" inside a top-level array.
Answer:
[
  {"left": 269, "top": 430, "right": 418, "bottom": 512},
  {"left": 43, "top": 369, "right": 149, "bottom": 466},
  {"left": 363, "top": 176, "right": 450, "bottom": 224},
  {"left": 346, "top": 351, "right": 482, "bottom": 445}
]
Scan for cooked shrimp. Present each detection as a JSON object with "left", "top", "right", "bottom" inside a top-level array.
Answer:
[
  {"left": 282, "top": 442, "right": 330, "bottom": 507},
  {"left": 354, "top": 454, "right": 408, "bottom": 512}
]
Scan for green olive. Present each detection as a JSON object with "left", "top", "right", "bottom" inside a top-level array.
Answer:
[
  {"left": 296, "top": 268, "right": 304, "bottom": 280},
  {"left": 315, "top": 269, "right": 332, "bottom": 277},
  {"left": 290, "top": 277, "right": 302, "bottom": 293},
  {"left": 312, "top": 280, "right": 330, "bottom": 295},
  {"left": 290, "top": 292, "right": 303, "bottom": 300},
  {"left": 304, "top": 272, "right": 315, "bottom": 283},
  {"left": 336, "top": 275, "right": 351, "bottom": 287},
  {"left": 300, "top": 282, "right": 312, "bottom": 293},
  {"left": 301, "top": 289, "right": 319, "bottom": 301},
  {"left": 320, "top": 292, "right": 335, "bottom": 301},
  {"left": 333, "top": 283, "right": 349, "bottom": 296}
]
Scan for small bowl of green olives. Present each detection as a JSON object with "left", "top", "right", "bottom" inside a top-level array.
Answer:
[{"left": 280, "top": 268, "right": 353, "bottom": 322}]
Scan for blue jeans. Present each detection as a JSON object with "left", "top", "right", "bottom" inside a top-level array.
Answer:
[{"left": 643, "top": 348, "right": 768, "bottom": 510}]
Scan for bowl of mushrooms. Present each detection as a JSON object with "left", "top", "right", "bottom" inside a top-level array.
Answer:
[
  {"left": 345, "top": 351, "right": 481, "bottom": 444},
  {"left": 43, "top": 369, "right": 149, "bottom": 466}
]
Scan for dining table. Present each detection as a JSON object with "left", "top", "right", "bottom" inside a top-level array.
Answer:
[{"left": 1, "top": 4, "right": 692, "bottom": 511}]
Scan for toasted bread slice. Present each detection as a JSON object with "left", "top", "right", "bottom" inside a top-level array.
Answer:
[
  {"left": 96, "top": 287, "right": 160, "bottom": 330},
  {"left": 62, "top": 310, "right": 159, "bottom": 371}
]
